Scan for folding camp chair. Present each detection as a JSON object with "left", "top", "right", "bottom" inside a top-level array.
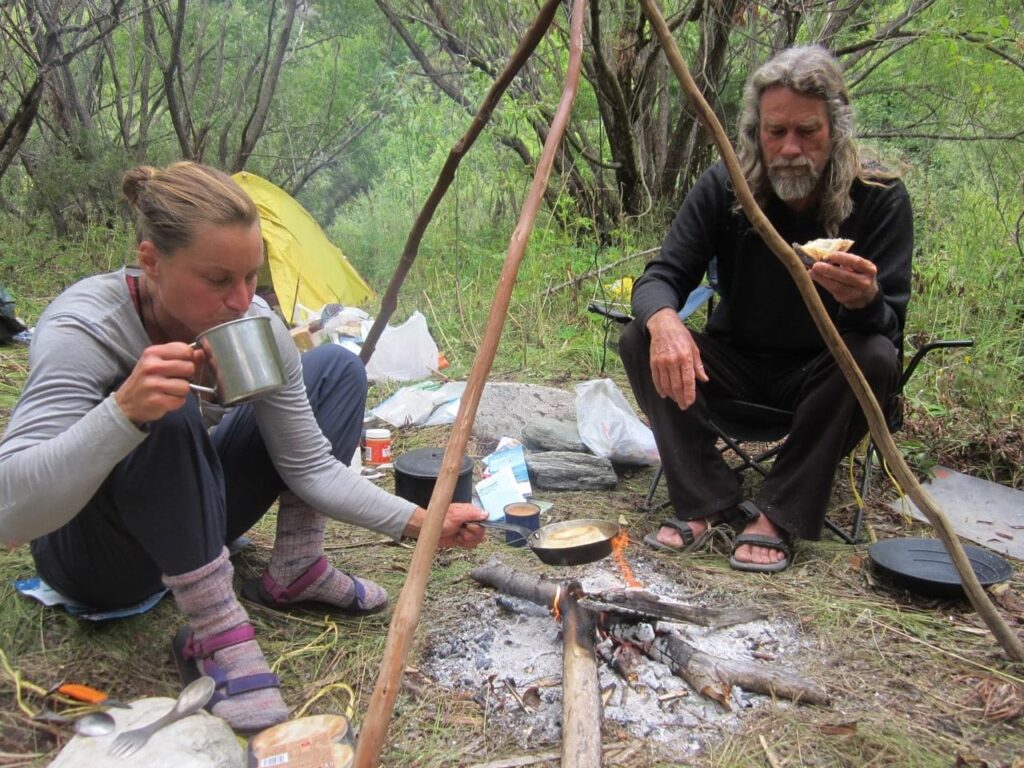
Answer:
[{"left": 588, "top": 273, "right": 973, "bottom": 544}]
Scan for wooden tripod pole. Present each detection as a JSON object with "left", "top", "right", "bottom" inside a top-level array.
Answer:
[
  {"left": 638, "top": 0, "right": 1024, "bottom": 662},
  {"left": 360, "top": 0, "right": 565, "bottom": 365},
  {"left": 353, "top": 3, "right": 588, "bottom": 765}
]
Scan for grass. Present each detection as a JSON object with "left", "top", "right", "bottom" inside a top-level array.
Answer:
[{"left": 1, "top": 205, "right": 1023, "bottom": 765}]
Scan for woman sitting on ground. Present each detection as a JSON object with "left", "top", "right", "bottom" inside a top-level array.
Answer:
[{"left": 0, "top": 161, "right": 486, "bottom": 732}]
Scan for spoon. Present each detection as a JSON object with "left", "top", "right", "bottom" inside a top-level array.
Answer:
[
  {"left": 32, "top": 710, "right": 117, "bottom": 736},
  {"left": 107, "top": 676, "right": 216, "bottom": 757},
  {"left": 74, "top": 711, "right": 117, "bottom": 736}
]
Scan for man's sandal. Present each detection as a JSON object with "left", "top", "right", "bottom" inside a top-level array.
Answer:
[
  {"left": 643, "top": 518, "right": 727, "bottom": 554},
  {"left": 728, "top": 533, "right": 792, "bottom": 574}
]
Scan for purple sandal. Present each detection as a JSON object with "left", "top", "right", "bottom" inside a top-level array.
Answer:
[
  {"left": 241, "top": 555, "right": 388, "bottom": 617},
  {"left": 171, "top": 624, "right": 281, "bottom": 710}
]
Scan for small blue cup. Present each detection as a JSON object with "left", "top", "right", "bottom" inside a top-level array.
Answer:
[{"left": 502, "top": 502, "right": 541, "bottom": 547}]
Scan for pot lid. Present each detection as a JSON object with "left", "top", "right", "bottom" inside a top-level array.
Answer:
[
  {"left": 393, "top": 447, "right": 473, "bottom": 478},
  {"left": 867, "top": 537, "right": 1013, "bottom": 599}
]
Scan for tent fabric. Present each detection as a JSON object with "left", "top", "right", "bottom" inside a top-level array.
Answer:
[{"left": 233, "top": 172, "right": 373, "bottom": 321}]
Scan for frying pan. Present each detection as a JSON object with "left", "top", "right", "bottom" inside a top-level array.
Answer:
[{"left": 479, "top": 518, "right": 620, "bottom": 566}]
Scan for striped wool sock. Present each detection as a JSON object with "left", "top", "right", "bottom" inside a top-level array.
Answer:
[
  {"left": 163, "top": 547, "right": 287, "bottom": 731},
  {"left": 268, "top": 490, "right": 387, "bottom": 612}
]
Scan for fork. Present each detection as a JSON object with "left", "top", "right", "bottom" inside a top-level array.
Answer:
[{"left": 109, "top": 676, "right": 215, "bottom": 758}]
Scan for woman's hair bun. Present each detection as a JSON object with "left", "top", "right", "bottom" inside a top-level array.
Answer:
[{"left": 121, "top": 166, "right": 159, "bottom": 205}]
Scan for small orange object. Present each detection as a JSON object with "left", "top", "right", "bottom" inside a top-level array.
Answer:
[
  {"left": 51, "top": 682, "right": 130, "bottom": 708},
  {"left": 57, "top": 683, "right": 108, "bottom": 704},
  {"left": 436, "top": 352, "right": 449, "bottom": 370}
]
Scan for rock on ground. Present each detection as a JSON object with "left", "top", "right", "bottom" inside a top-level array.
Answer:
[
  {"left": 49, "top": 697, "right": 244, "bottom": 768},
  {"left": 527, "top": 450, "right": 617, "bottom": 490},
  {"left": 474, "top": 383, "right": 576, "bottom": 444},
  {"left": 522, "top": 416, "right": 587, "bottom": 453}
]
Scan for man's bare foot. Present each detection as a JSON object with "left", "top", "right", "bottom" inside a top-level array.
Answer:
[
  {"left": 732, "top": 514, "right": 788, "bottom": 567},
  {"left": 655, "top": 515, "right": 720, "bottom": 549}
]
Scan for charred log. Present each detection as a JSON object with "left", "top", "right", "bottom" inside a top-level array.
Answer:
[
  {"left": 560, "top": 586, "right": 603, "bottom": 768},
  {"left": 604, "top": 616, "right": 830, "bottom": 707},
  {"left": 582, "top": 588, "right": 766, "bottom": 628},
  {"left": 470, "top": 560, "right": 763, "bottom": 628}
]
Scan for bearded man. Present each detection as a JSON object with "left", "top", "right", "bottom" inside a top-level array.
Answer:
[{"left": 619, "top": 45, "right": 911, "bottom": 572}]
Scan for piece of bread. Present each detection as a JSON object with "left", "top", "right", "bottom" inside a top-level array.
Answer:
[{"left": 799, "top": 237, "right": 854, "bottom": 261}]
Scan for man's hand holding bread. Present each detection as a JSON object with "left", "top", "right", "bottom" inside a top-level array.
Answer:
[{"left": 797, "top": 238, "right": 879, "bottom": 310}]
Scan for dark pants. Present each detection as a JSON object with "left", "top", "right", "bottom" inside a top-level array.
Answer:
[
  {"left": 619, "top": 321, "right": 899, "bottom": 540},
  {"left": 31, "top": 345, "right": 367, "bottom": 609}
]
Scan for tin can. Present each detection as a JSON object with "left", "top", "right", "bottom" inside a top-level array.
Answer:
[{"left": 363, "top": 428, "right": 392, "bottom": 466}]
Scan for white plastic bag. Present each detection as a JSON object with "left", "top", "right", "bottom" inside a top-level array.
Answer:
[
  {"left": 575, "top": 379, "right": 659, "bottom": 465},
  {"left": 362, "top": 311, "right": 439, "bottom": 382},
  {"left": 371, "top": 380, "right": 465, "bottom": 428}
]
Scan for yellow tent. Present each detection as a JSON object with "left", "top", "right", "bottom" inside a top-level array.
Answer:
[{"left": 233, "top": 172, "right": 373, "bottom": 321}]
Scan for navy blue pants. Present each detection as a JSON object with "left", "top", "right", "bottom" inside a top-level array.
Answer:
[{"left": 31, "top": 345, "right": 367, "bottom": 609}]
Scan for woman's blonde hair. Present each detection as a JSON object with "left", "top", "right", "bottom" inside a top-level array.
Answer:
[
  {"left": 122, "top": 161, "right": 258, "bottom": 253},
  {"left": 736, "top": 45, "right": 897, "bottom": 235}
]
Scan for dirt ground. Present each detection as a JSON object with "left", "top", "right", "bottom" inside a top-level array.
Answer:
[{"left": 0, "top": 393, "right": 1022, "bottom": 766}]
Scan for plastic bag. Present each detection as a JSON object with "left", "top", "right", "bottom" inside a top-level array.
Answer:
[
  {"left": 372, "top": 380, "right": 466, "bottom": 428},
  {"left": 362, "top": 311, "right": 439, "bottom": 382},
  {"left": 575, "top": 379, "right": 659, "bottom": 465}
]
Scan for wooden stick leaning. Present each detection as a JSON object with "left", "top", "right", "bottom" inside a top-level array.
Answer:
[
  {"left": 352, "top": 3, "right": 589, "bottom": 765},
  {"left": 359, "top": 0, "right": 565, "bottom": 365},
  {"left": 637, "top": 0, "right": 1023, "bottom": 662}
]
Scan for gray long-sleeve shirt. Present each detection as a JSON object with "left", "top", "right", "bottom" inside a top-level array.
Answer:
[{"left": 0, "top": 268, "right": 415, "bottom": 544}]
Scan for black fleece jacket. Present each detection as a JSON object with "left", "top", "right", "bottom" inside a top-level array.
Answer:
[{"left": 631, "top": 161, "right": 913, "bottom": 354}]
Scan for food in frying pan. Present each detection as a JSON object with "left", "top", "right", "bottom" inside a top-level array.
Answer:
[{"left": 543, "top": 524, "right": 608, "bottom": 548}]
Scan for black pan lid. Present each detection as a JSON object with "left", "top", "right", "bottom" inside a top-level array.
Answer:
[
  {"left": 393, "top": 447, "right": 473, "bottom": 478},
  {"left": 867, "top": 537, "right": 1013, "bottom": 599}
]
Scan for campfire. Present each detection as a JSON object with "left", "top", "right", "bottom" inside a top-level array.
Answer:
[{"left": 422, "top": 544, "right": 828, "bottom": 764}]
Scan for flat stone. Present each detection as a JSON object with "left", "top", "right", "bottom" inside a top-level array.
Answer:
[
  {"left": 50, "top": 697, "right": 244, "bottom": 768},
  {"left": 474, "top": 383, "right": 576, "bottom": 443},
  {"left": 527, "top": 450, "right": 617, "bottom": 490},
  {"left": 522, "top": 416, "right": 587, "bottom": 453}
]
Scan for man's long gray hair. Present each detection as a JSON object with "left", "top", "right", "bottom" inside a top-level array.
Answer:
[{"left": 736, "top": 45, "right": 894, "bottom": 235}]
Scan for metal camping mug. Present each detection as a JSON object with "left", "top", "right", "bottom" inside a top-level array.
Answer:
[
  {"left": 189, "top": 316, "right": 287, "bottom": 405},
  {"left": 502, "top": 502, "right": 541, "bottom": 547}
]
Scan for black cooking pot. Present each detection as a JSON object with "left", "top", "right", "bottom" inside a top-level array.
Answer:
[{"left": 393, "top": 447, "right": 474, "bottom": 509}]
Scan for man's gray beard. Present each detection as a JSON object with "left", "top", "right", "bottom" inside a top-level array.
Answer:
[{"left": 767, "top": 160, "right": 821, "bottom": 202}]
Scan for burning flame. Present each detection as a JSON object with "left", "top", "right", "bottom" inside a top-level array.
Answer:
[
  {"left": 551, "top": 584, "right": 562, "bottom": 623},
  {"left": 611, "top": 531, "right": 643, "bottom": 589}
]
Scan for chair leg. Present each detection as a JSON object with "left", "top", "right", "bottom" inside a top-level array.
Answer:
[
  {"left": 642, "top": 465, "right": 666, "bottom": 511},
  {"left": 710, "top": 421, "right": 772, "bottom": 478},
  {"left": 826, "top": 445, "right": 874, "bottom": 544},
  {"left": 849, "top": 442, "right": 877, "bottom": 545},
  {"left": 824, "top": 516, "right": 857, "bottom": 544}
]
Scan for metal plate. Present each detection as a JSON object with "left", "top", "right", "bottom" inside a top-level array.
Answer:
[{"left": 868, "top": 537, "right": 1013, "bottom": 599}]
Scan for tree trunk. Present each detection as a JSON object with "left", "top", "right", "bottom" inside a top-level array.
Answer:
[{"left": 230, "top": 0, "right": 298, "bottom": 171}]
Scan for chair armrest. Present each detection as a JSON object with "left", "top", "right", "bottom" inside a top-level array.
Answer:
[
  {"left": 586, "top": 301, "right": 632, "bottom": 325},
  {"left": 901, "top": 338, "right": 974, "bottom": 388}
]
